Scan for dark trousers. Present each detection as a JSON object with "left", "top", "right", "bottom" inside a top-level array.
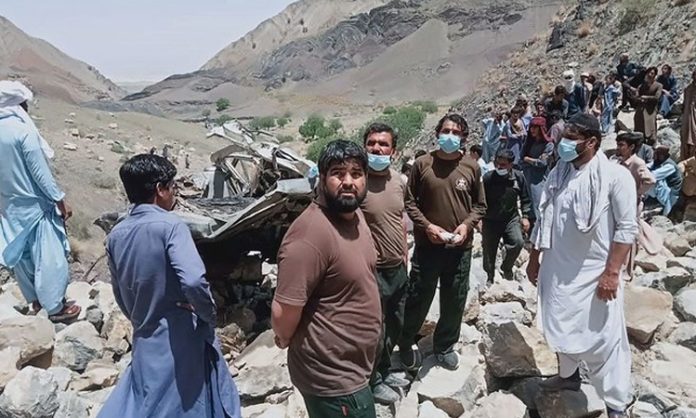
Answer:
[
  {"left": 481, "top": 217, "right": 524, "bottom": 282},
  {"left": 398, "top": 246, "right": 471, "bottom": 354},
  {"left": 303, "top": 386, "right": 376, "bottom": 418},
  {"left": 370, "top": 263, "right": 409, "bottom": 385}
]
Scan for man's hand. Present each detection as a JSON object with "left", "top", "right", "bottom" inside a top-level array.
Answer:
[
  {"left": 526, "top": 249, "right": 541, "bottom": 286},
  {"left": 57, "top": 200, "right": 72, "bottom": 222},
  {"left": 426, "top": 224, "right": 448, "bottom": 244},
  {"left": 521, "top": 218, "right": 531, "bottom": 234},
  {"left": 274, "top": 334, "right": 290, "bottom": 349},
  {"left": 597, "top": 270, "right": 620, "bottom": 301},
  {"left": 176, "top": 302, "right": 195, "bottom": 312},
  {"left": 523, "top": 156, "right": 535, "bottom": 164},
  {"left": 452, "top": 224, "right": 470, "bottom": 246}
]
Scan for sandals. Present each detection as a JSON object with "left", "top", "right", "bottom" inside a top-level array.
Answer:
[{"left": 31, "top": 300, "right": 81, "bottom": 323}]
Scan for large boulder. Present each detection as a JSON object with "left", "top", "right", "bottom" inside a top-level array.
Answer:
[
  {"left": 234, "top": 330, "right": 292, "bottom": 401},
  {"left": 632, "top": 401, "right": 662, "bottom": 418},
  {"left": 668, "top": 322, "right": 696, "bottom": 351},
  {"left": 482, "top": 321, "right": 557, "bottom": 378},
  {"left": 0, "top": 346, "right": 21, "bottom": 391},
  {"left": 468, "top": 391, "right": 529, "bottom": 418},
  {"left": 53, "top": 392, "right": 95, "bottom": 418},
  {"left": 480, "top": 280, "right": 528, "bottom": 306},
  {"left": 675, "top": 287, "right": 696, "bottom": 322},
  {"left": 478, "top": 302, "right": 531, "bottom": 326},
  {"left": 70, "top": 360, "right": 120, "bottom": 391},
  {"left": 509, "top": 377, "right": 543, "bottom": 410},
  {"left": 634, "top": 250, "right": 669, "bottom": 272},
  {"left": 633, "top": 376, "right": 681, "bottom": 413},
  {"left": 624, "top": 285, "right": 673, "bottom": 344},
  {"left": 634, "top": 266, "right": 692, "bottom": 294},
  {"left": 534, "top": 383, "right": 606, "bottom": 418},
  {"left": 664, "top": 232, "right": 692, "bottom": 257},
  {"left": 645, "top": 343, "right": 696, "bottom": 407},
  {"left": 0, "top": 366, "right": 60, "bottom": 418},
  {"left": 0, "top": 315, "right": 54, "bottom": 366},
  {"left": 416, "top": 345, "right": 488, "bottom": 417},
  {"left": 418, "top": 401, "right": 449, "bottom": 418},
  {"left": 53, "top": 321, "right": 104, "bottom": 372},
  {"left": 668, "top": 257, "right": 696, "bottom": 275}
]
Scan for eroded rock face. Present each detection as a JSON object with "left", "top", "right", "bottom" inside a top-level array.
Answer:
[
  {"left": 481, "top": 321, "right": 557, "bottom": 378},
  {"left": 0, "top": 366, "right": 60, "bottom": 418}
]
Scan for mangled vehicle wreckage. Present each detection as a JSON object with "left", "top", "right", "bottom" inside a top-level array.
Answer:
[{"left": 97, "top": 122, "right": 316, "bottom": 283}]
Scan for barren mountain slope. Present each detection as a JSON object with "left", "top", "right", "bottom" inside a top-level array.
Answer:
[{"left": 0, "top": 15, "right": 125, "bottom": 103}]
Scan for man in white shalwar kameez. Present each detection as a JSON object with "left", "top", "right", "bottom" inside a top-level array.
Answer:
[
  {"left": 526, "top": 113, "right": 638, "bottom": 418},
  {"left": 0, "top": 80, "right": 80, "bottom": 322}
]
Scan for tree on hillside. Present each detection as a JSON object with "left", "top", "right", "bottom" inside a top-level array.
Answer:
[
  {"left": 355, "top": 106, "right": 426, "bottom": 151},
  {"left": 249, "top": 116, "right": 276, "bottom": 130},
  {"left": 216, "top": 98, "right": 231, "bottom": 112},
  {"left": 299, "top": 114, "right": 340, "bottom": 141}
]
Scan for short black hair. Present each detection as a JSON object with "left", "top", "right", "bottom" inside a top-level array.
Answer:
[
  {"left": 616, "top": 132, "right": 644, "bottom": 154},
  {"left": 362, "top": 122, "right": 398, "bottom": 149},
  {"left": 567, "top": 113, "right": 602, "bottom": 144},
  {"left": 415, "top": 149, "right": 427, "bottom": 158},
  {"left": 435, "top": 113, "right": 469, "bottom": 136},
  {"left": 494, "top": 148, "right": 515, "bottom": 163},
  {"left": 646, "top": 66, "right": 659, "bottom": 76},
  {"left": 318, "top": 140, "right": 368, "bottom": 175},
  {"left": 119, "top": 154, "right": 177, "bottom": 204},
  {"left": 469, "top": 144, "right": 483, "bottom": 157},
  {"left": 554, "top": 85, "right": 567, "bottom": 96}
]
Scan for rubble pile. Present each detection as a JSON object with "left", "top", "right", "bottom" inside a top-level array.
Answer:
[{"left": 2, "top": 214, "right": 695, "bottom": 417}]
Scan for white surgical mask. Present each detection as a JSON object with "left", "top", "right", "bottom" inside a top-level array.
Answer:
[{"left": 495, "top": 168, "right": 509, "bottom": 176}]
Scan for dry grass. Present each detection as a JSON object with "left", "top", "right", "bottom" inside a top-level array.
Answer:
[{"left": 577, "top": 21, "right": 593, "bottom": 38}]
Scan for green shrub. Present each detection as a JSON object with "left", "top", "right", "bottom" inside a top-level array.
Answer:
[
  {"left": 277, "top": 134, "right": 294, "bottom": 143},
  {"left": 299, "top": 114, "right": 326, "bottom": 140},
  {"left": 412, "top": 100, "right": 438, "bottom": 114},
  {"left": 368, "top": 106, "right": 426, "bottom": 150},
  {"left": 216, "top": 98, "right": 231, "bottom": 112},
  {"left": 216, "top": 115, "right": 233, "bottom": 126},
  {"left": 276, "top": 117, "right": 290, "bottom": 128},
  {"left": 383, "top": 106, "right": 397, "bottom": 115},
  {"left": 305, "top": 135, "right": 359, "bottom": 162},
  {"left": 328, "top": 119, "right": 343, "bottom": 133},
  {"left": 249, "top": 116, "right": 276, "bottom": 130}
]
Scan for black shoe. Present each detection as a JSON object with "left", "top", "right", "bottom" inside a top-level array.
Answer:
[
  {"left": 399, "top": 347, "right": 422, "bottom": 373},
  {"left": 372, "top": 383, "right": 400, "bottom": 405},
  {"left": 435, "top": 350, "right": 459, "bottom": 371},
  {"left": 539, "top": 369, "right": 581, "bottom": 392}
]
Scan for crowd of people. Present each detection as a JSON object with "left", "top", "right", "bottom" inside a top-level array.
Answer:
[{"left": 1, "top": 51, "right": 695, "bottom": 418}]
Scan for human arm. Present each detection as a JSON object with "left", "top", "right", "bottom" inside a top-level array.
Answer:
[
  {"left": 651, "top": 163, "right": 677, "bottom": 182},
  {"left": 20, "top": 131, "right": 68, "bottom": 215},
  {"left": 404, "top": 160, "right": 447, "bottom": 244},
  {"left": 272, "top": 239, "right": 325, "bottom": 346},
  {"left": 517, "top": 172, "right": 534, "bottom": 224},
  {"left": 525, "top": 143, "right": 554, "bottom": 167},
  {"left": 526, "top": 248, "right": 541, "bottom": 286},
  {"left": 167, "top": 222, "right": 217, "bottom": 325},
  {"left": 641, "top": 83, "right": 662, "bottom": 105},
  {"left": 453, "top": 165, "right": 487, "bottom": 243}
]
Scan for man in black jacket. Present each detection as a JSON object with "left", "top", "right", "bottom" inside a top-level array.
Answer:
[{"left": 481, "top": 149, "right": 533, "bottom": 283}]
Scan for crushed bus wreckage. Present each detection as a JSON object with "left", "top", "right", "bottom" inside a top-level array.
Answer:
[{"left": 96, "top": 121, "right": 317, "bottom": 283}]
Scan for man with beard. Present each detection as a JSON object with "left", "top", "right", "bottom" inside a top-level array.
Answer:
[
  {"left": 359, "top": 123, "right": 410, "bottom": 405},
  {"left": 398, "top": 114, "right": 487, "bottom": 371},
  {"left": 272, "top": 140, "right": 381, "bottom": 417}
]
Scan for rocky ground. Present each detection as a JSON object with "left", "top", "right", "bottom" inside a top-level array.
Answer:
[{"left": 1, "top": 215, "right": 696, "bottom": 418}]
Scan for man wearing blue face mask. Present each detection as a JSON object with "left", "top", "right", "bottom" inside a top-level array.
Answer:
[
  {"left": 481, "top": 149, "right": 532, "bottom": 284},
  {"left": 399, "top": 114, "right": 487, "bottom": 371},
  {"left": 359, "top": 123, "right": 410, "bottom": 405},
  {"left": 527, "top": 113, "right": 638, "bottom": 418}
]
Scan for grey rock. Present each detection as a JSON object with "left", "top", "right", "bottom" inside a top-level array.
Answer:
[
  {"left": 469, "top": 391, "right": 529, "bottom": 418},
  {"left": 650, "top": 215, "right": 675, "bottom": 234},
  {"left": 668, "top": 257, "right": 696, "bottom": 275},
  {"left": 479, "top": 302, "right": 531, "bottom": 326},
  {"left": 509, "top": 377, "right": 543, "bottom": 409},
  {"left": 624, "top": 285, "right": 673, "bottom": 344},
  {"left": 46, "top": 366, "right": 75, "bottom": 391},
  {"left": 53, "top": 392, "right": 93, "bottom": 418},
  {"left": 0, "top": 347, "right": 20, "bottom": 391},
  {"left": 665, "top": 232, "right": 692, "bottom": 257},
  {"left": 69, "top": 360, "right": 120, "bottom": 391},
  {"left": 234, "top": 330, "right": 292, "bottom": 401},
  {"left": 675, "top": 287, "right": 696, "bottom": 322},
  {"left": 534, "top": 383, "right": 606, "bottom": 418},
  {"left": 65, "top": 281, "right": 96, "bottom": 321},
  {"left": 0, "top": 315, "right": 54, "bottom": 366},
  {"left": 85, "top": 306, "right": 104, "bottom": 332},
  {"left": 0, "top": 366, "right": 59, "bottom": 418},
  {"left": 53, "top": 321, "right": 104, "bottom": 372},
  {"left": 101, "top": 310, "right": 132, "bottom": 357},
  {"left": 418, "top": 401, "right": 449, "bottom": 418},
  {"left": 634, "top": 267, "right": 692, "bottom": 294},
  {"left": 631, "top": 401, "right": 661, "bottom": 418},
  {"left": 481, "top": 321, "right": 557, "bottom": 378},
  {"left": 668, "top": 322, "right": 696, "bottom": 351},
  {"left": 666, "top": 408, "right": 696, "bottom": 418},
  {"left": 480, "top": 280, "right": 527, "bottom": 306},
  {"left": 634, "top": 376, "right": 681, "bottom": 414},
  {"left": 635, "top": 252, "right": 668, "bottom": 272}
]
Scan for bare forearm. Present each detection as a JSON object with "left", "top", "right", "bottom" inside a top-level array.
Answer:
[
  {"left": 605, "top": 242, "right": 632, "bottom": 274},
  {"left": 529, "top": 248, "right": 541, "bottom": 265},
  {"left": 271, "top": 300, "right": 303, "bottom": 343}
]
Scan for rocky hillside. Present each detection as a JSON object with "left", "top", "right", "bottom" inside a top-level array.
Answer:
[
  {"left": 0, "top": 16, "right": 125, "bottom": 103},
  {"left": 124, "top": 0, "right": 562, "bottom": 118}
]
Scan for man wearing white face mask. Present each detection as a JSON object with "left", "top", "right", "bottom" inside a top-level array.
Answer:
[
  {"left": 359, "top": 123, "right": 410, "bottom": 405},
  {"left": 527, "top": 113, "right": 638, "bottom": 418},
  {"left": 563, "top": 70, "right": 587, "bottom": 119},
  {"left": 399, "top": 114, "right": 487, "bottom": 371},
  {"left": 481, "top": 149, "right": 532, "bottom": 284}
]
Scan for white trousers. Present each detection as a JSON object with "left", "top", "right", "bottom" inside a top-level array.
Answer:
[{"left": 558, "top": 335, "right": 633, "bottom": 411}]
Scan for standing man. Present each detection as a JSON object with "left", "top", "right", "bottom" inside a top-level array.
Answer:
[
  {"left": 563, "top": 70, "right": 587, "bottom": 118},
  {"left": 99, "top": 154, "right": 241, "bottom": 418},
  {"left": 0, "top": 80, "right": 80, "bottom": 322},
  {"left": 272, "top": 140, "right": 381, "bottom": 417},
  {"left": 359, "top": 123, "right": 410, "bottom": 405},
  {"left": 681, "top": 69, "right": 696, "bottom": 161},
  {"left": 629, "top": 67, "right": 663, "bottom": 146},
  {"left": 481, "top": 149, "right": 532, "bottom": 284},
  {"left": 527, "top": 113, "right": 638, "bottom": 418},
  {"left": 617, "top": 53, "right": 639, "bottom": 110},
  {"left": 481, "top": 109, "right": 505, "bottom": 163},
  {"left": 398, "top": 114, "right": 487, "bottom": 371}
]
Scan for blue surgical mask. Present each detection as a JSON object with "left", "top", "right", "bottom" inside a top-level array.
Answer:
[
  {"left": 367, "top": 153, "right": 391, "bottom": 171},
  {"left": 438, "top": 134, "right": 461, "bottom": 154},
  {"left": 558, "top": 138, "right": 581, "bottom": 162},
  {"left": 495, "top": 168, "right": 509, "bottom": 176}
]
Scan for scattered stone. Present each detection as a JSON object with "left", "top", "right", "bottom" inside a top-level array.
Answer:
[
  {"left": 0, "top": 366, "right": 59, "bottom": 418},
  {"left": 535, "top": 383, "right": 606, "bottom": 418},
  {"left": 234, "top": 330, "right": 292, "bottom": 401},
  {"left": 480, "top": 280, "right": 527, "bottom": 306},
  {"left": 62, "top": 142, "right": 78, "bottom": 151},
  {"left": 668, "top": 322, "right": 696, "bottom": 351},
  {"left": 65, "top": 281, "right": 95, "bottom": 321},
  {"left": 416, "top": 346, "right": 487, "bottom": 417},
  {"left": 666, "top": 408, "right": 696, "bottom": 418},
  {"left": 0, "top": 346, "right": 21, "bottom": 391},
  {"left": 653, "top": 342, "right": 696, "bottom": 368},
  {"left": 675, "top": 287, "right": 696, "bottom": 322},
  {"left": 53, "top": 321, "right": 104, "bottom": 372},
  {"left": 46, "top": 366, "right": 75, "bottom": 391},
  {"left": 459, "top": 323, "right": 483, "bottom": 346},
  {"left": 469, "top": 391, "right": 529, "bottom": 418},
  {"left": 108, "top": 123, "right": 118, "bottom": 129},
  {"left": 635, "top": 251, "right": 668, "bottom": 272},
  {"left": 69, "top": 360, "right": 119, "bottom": 391},
  {"left": 101, "top": 310, "right": 132, "bottom": 357},
  {"left": 69, "top": 128, "right": 80, "bottom": 138},
  {"left": 645, "top": 357, "right": 696, "bottom": 407},
  {"left": 479, "top": 301, "right": 531, "bottom": 326},
  {"left": 418, "top": 401, "right": 449, "bottom": 418},
  {"left": 509, "top": 377, "right": 542, "bottom": 410},
  {"left": 226, "top": 306, "right": 257, "bottom": 334},
  {"left": 85, "top": 306, "right": 104, "bottom": 332},
  {"left": 634, "top": 377, "right": 681, "bottom": 414},
  {"left": 631, "top": 401, "right": 661, "bottom": 418},
  {"left": 482, "top": 321, "right": 557, "bottom": 378},
  {"left": 64, "top": 119, "right": 74, "bottom": 124},
  {"left": 668, "top": 257, "right": 696, "bottom": 275},
  {"left": 0, "top": 315, "right": 54, "bottom": 366},
  {"left": 665, "top": 233, "right": 692, "bottom": 257},
  {"left": 53, "top": 392, "right": 93, "bottom": 418},
  {"left": 624, "top": 285, "right": 673, "bottom": 344},
  {"left": 634, "top": 266, "right": 692, "bottom": 294}
]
